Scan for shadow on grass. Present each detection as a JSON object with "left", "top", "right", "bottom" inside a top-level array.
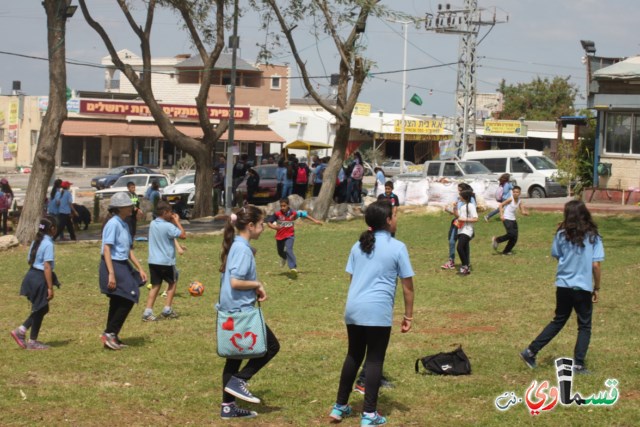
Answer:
[
  {"left": 253, "top": 402, "right": 283, "bottom": 415},
  {"left": 47, "top": 339, "right": 73, "bottom": 348},
  {"left": 119, "top": 335, "right": 148, "bottom": 347}
]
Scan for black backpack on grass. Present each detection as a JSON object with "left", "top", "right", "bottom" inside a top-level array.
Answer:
[{"left": 415, "top": 346, "right": 471, "bottom": 376}]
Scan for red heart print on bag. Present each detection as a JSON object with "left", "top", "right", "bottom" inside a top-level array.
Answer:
[{"left": 222, "top": 317, "right": 234, "bottom": 331}]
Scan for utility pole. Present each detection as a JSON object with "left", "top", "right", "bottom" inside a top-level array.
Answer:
[
  {"left": 425, "top": 1, "right": 507, "bottom": 157},
  {"left": 225, "top": 0, "right": 239, "bottom": 214}
]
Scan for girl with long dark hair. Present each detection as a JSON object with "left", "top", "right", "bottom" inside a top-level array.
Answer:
[
  {"left": 218, "top": 205, "right": 280, "bottom": 420},
  {"left": 330, "top": 200, "right": 415, "bottom": 426},
  {"left": 0, "top": 178, "right": 14, "bottom": 235},
  {"left": 520, "top": 201, "right": 604, "bottom": 374}
]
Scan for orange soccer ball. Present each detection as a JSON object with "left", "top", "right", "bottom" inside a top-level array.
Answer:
[{"left": 188, "top": 281, "right": 205, "bottom": 297}]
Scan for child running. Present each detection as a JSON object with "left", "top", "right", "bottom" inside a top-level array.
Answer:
[
  {"left": 484, "top": 173, "right": 512, "bottom": 222},
  {"left": 441, "top": 183, "right": 475, "bottom": 270},
  {"left": 10, "top": 216, "right": 59, "bottom": 350},
  {"left": 377, "top": 181, "right": 400, "bottom": 237},
  {"left": 142, "top": 201, "right": 186, "bottom": 321},
  {"left": 456, "top": 189, "right": 478, "bottom": 276},
  {"left": 492, "top": 185, "right": 528, "bottom": 255},
  {"left": 99, "top": 192, "right": 148, "bottom": 350},
  {"left": 520, "top": 201, "right": 604, "bottom": 374},
  {"left": 218, "top": 205, "right": 280, "bottom": 420},
  {"left": 266, "top": 197, "right": 322, "bottom": 275},
  {"left": 330, "top": 200, "right": 415, "bottom": 426}
]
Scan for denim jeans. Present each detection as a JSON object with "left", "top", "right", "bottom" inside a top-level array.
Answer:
[{"left": 528, "top": 287, "right": 593, "bottom": 366}]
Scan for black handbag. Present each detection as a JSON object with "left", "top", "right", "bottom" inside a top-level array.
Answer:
[{"left": 415, "top": 346, "right": 471, "bottom": 375}]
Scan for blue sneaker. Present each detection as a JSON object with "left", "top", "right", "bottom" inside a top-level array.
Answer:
[
  {"left": 329, "top": 403, "right": 352, "bottom": 421},
  {"left": 224, "top": 376, "right": 261, "bottom": 404},
  {"left": 520, "top": 348, "right": 537, "bottom": 369},
  {"left": 220, "top": 403, "right": 257, "bottom": 419},
  {"left": 361, "top": 411, "right": 386, "bottom": 426}
]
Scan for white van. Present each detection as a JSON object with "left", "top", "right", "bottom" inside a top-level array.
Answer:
[{"left": 462, "top": 149, "right": 566, "bottom": 198}]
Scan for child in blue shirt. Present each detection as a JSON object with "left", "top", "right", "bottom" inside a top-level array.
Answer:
[
  {"left": 520, "top": 201, "right": 604, "bottom": 374},
  {"left": 11, "top": 217, "right": 59, "bottom": 350},
  {"left": 441, "top": 183, "right": 476, "bottom": 270},
  {"left": 142, "top": 201, "right": 186, "bottom": 321},
  {"left": 484, "top": 173, "right": 512, "bottom": 222},
  {"left": 99, "top": 192, "right": 148, "bottom": 350},
  {"left": 330, "top": 200, "right": 415, "bottom": 426},
  {"left": 218, "top": 205, "right": 280, "bottom": 420}
]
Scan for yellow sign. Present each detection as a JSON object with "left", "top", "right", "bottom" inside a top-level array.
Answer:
[
  {"left": 375, "top": 133, "right": 445, "bottom": 141},
  {"left": 393, "top": 119, "right": 445, "bottom": 134},
  {"left": 354, "top": 102, "right": 371, "bottom": 116},
  {"left": 484, "top": 120, "right": 527, "bottom": 136}
]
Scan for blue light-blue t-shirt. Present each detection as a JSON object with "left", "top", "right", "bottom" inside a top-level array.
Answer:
[
  {"left": 314, "top": 164, "right": 326, "bottom": 183},
  {"left": 276, "top": 167, "right": 287, "bottom": 184},
  {"left": 376, "top": 171, "right": 385, "bottom": 186},
  {"left": 101, "top": 215, "right": 132, "bottom": 261},
  {"left": 56, "top": 190, "right": 73, "bottom": 214},
  {"left": 344, "top": 231, "right": 414, "bottom": 327},
  {"left": 502, "top": 182, "right": 513, "bottom": 201},
  {"left": 552, "top": 230, "right": 604, "bottom": 292},
  {"left": 47, "top": 192, "right": 59, "bottom": 215},
  {"left": 218, "top": 236, "right": 257, "bottom": 312},
  {"left": 148, "top": 218, "right": 182, "bottom": 265},
  {"left": 29, "top": 235, "right": 55, "bottom": 271}
]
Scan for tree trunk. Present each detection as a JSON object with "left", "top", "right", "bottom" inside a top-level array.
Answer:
[
  {"left": 191, "top": 145, "right": 214, "bottom": 218},
  {"left": 15, "top": 0, "right": 68, "bottom": 244},
  {"left": 312, "top": 123, "right": 350, "bottom": 220}
]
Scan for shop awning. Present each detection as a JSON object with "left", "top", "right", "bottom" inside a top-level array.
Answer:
[{"left": 60, "top": 120, "right": 285, "bottom": 143}]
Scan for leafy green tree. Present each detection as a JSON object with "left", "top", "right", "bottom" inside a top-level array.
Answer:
[
  {"left": 78, "top": 0, "right": 228, "bottom": 218},
  {"left": 498, "top": 76, "right": 578, "bottom": 121},
  {"left": 255, "top": 0, "right": 401, "bottom": 219}
]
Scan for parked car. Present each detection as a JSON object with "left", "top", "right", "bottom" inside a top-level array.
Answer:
[
  {"left": 421, "top": 160, "right": 497, "bottom": 181},
  {"left": 381, "top": 160, "right": 416, "bottom": 176},
  {"left": 94, "top": 174, "right": 170, "bottom": 200},
  {"left": 91, "top": 165, "right": 158, "bottom": 190},
  {"left": 162, "top": 172, "right": 223, "bottom": 218},
  {"left": 462, "top": 149, "right": 567, "bottom": 198},
  {"left": 236, "top": 164, "right": 279, "bottom": 205}
]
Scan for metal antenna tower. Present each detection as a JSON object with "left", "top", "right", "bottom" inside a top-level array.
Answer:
[{"left": 425, "top": 1, "right": 507, "bottom": 156}]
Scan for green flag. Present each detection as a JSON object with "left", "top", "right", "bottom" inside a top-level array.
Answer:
[{"left": 410, "top": 93, "right": 423, "bottom": 106}]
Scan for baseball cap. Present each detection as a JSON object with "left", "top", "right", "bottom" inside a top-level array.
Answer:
[
  {"left": 61, "top": 181, "right": 72, "bottom": 189},
  {"left": 108, "top": 192, "right": 135, "bottom": 208}
]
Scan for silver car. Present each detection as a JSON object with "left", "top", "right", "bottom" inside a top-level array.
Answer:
[{"left": 381, "top": 160, "right": 416, "bottom": 176}]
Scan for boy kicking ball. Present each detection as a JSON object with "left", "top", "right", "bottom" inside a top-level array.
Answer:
[{"left": 142, "top": 201, "right": 186, "bottom": 321}]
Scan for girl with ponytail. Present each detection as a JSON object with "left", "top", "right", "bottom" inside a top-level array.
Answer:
[
  {"left": 217, "top": 205, "right": 280, "bottom": 420},
  {"left": 330, "top": 200, "right": 415, "bottom": 426},
  {"left": 10, "top": 216, "right": 58, "bottom": 350}
]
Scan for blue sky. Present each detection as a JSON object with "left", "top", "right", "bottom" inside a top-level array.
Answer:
[{"left": 1, "top": 0, "right": 638, "bottom": 117}]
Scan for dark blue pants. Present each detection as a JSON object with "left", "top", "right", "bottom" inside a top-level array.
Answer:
[
  {"left": 222, "top": 324, "right": 280, "bottom": 403},
  {"left": 528, "top": 287, "right": 593, "bottom": 366},
  {"left": 496, "top": 219, "right": 518, "bottom": 253}
]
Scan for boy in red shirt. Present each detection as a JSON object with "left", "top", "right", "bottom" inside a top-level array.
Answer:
[{"left": 266, "top": 197, "right": 322, "bottom": 275}]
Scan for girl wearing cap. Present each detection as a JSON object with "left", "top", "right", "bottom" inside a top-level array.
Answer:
[
  {"left": 54, "top": 181, "right": 78, "bottom": 241},
  {"left": 0, "top": 178, "right": 14, "bottom": 235},
  {"left": 99, "top": 192, "right": 148, "bottom": 350}
]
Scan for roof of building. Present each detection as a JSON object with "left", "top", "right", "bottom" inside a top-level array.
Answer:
[
  {"left": 175, "top": 53, "right": 259, "bottom": 72},
  {"left": 593, "top": 55, "right": 640, "bottom": 80}
]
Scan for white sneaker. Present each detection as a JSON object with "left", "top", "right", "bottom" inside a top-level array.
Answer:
[
  {"left": 492, "top": 236, "right": 498, "bottom": 251},
  {"left": 279, "top": 257, "right": 286, "bottom": 267}
]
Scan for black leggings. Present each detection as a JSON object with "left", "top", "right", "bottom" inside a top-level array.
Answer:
[
  {"left": 55, "top": 213, "right": 76, "bottom": 240},
  {"left": 222, "top": 324, "right": 280, "bottom": 403},
  {"left": 457, "top": 234, "right": 472, "bottom": 267},
  {"left": 336, "top": 324, "right": 392, "bottom": 413},
  {"left": 105, "top": 295, "right": 135, "bottom": 336},
  {"left": 23, "top": 305, "right": 49, "bottom": 341}
]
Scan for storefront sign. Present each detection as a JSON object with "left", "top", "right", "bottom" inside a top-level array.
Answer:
[
  {"left": 0, "top": 110, "right": 5, "bottom": 126},
  {"left": 38, "top": 97, "right": 82, "bottom": 113},
  {"left": 484, "top": 120, "right": 527, "bottom": 136},
  {"left": 8, "top": 100, "right": 18, "bottom": 145},
  {"left": 80, "top": 100, "right": 250, "bottom": 120},
  {"left": 393, "top": 119, "right": 445, "bottom": 134},
  {"left": 3, "top": 142, "right": 12, "bottom": 160},
  {"left": 354, "top": 102, "right": 371, "bottom": 116}
]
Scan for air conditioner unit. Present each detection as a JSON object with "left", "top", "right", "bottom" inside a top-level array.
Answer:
[{"left": 297, "top": 116, "right": 308, "bottom": 125}]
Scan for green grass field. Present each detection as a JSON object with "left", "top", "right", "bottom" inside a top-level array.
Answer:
[{"left": 1, "top": 209, "right": 639, "bottom": 426}]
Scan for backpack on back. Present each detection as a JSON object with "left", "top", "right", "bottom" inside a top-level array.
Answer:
[
  {"left": 415, "top": 346, "right": 471, "bottom": 376},
  {"left": 0, "top": 192, "right": 8, "bottom": 211},
  {"left": 296, "top": 165, "right": 308, "bottom": 184},
  {"left": 351, "top": 163, "right": 364, "bottom": 180},
  {"left": 495, "top": 185, "right": 504, "bottom": 202}
]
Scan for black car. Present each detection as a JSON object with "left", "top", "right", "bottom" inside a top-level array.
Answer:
[{"left": 91, "top": 165, "right": 158, "bottom": 189}]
